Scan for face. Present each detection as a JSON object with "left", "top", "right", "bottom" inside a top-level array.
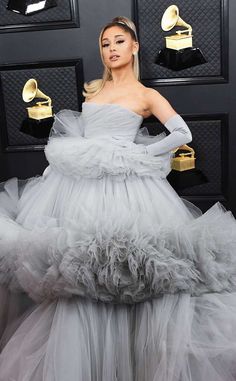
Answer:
[{"left": 101, "top": 25, "right": 138, "bottom": 70}]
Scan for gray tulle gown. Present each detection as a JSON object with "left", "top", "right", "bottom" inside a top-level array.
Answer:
[{"left": 1, "top": 102, "right": 236, "bottom": 381}]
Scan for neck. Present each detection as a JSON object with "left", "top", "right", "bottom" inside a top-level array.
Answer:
[{"left": 110, "top": 65, "right": 137, "bottom": 87}]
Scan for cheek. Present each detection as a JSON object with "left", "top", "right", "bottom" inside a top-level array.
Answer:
[
  {"left": 102, "top": 50, "right": 109, "bottom": 61},
  {"left": 122, "top": 48, "right": 133, "bottom": 60},
  {"left": 123, "top": 43, "right": 133, "bottom": 55}
]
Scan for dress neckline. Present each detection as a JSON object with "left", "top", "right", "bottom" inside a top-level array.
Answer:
[{"left": 82, "top": 101, "right": 144, "bottom": 120}]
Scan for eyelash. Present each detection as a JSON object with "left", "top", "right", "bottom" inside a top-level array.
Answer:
[{"left": 102, "top": 40, "right": 125, "bottom": 48}]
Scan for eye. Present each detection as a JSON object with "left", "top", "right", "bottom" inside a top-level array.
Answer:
[{"left": 102, "top": 40, "right": 125, "bottom": 48}]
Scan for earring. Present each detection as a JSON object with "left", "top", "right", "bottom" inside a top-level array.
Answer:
[{"left": 133, "top": 52, "right": 137, "bottom": 55}]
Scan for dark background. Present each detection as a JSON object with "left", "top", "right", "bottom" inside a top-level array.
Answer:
[{"left": 0, "top": 0, "right": 235, "bottom": 214}]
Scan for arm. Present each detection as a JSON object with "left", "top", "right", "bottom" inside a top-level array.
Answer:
[{"left": 144, "top": 89, "right": 192, "bottom": 156}]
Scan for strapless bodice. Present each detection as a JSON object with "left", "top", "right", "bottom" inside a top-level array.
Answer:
[{"left": 82, "top": 102, "right": 143, "bottom": 142}]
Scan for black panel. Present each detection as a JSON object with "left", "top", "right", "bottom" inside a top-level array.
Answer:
[
  {"left": 0, "top": 0, "right": 79, "bottom": 32},
  {"left": 0, "top": 59, "right": 84, "bottom": 152},
  {"left": 133, "top": 0, "right": 228, "bottom": 85},
  {"left": 142, "top": 113, "right": 229, "bottom": 204}
]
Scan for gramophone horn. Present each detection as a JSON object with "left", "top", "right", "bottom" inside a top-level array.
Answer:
[
  {"left": 22, "top": 78, "right": 50, "bottom": 103},
  {"left": 161, "top": 4, "right": 191, "bottom": 34}
]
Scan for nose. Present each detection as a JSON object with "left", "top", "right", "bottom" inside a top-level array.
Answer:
[{"left": 109, "top": 42, "right": 116, "bottom": 51}]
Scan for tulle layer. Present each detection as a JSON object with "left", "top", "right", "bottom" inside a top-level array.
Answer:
[
  {"left": 44, "top": 135, "right": 172, "bottom": 181},
  {"left": 44, "top": 109, "right": 173, "bottom": 181},
  {"left": 1, "top": 174, "right": 236, "bottom": 303},
  {"left": 1, "top": 292, "right": 236, "bottom": 381}
]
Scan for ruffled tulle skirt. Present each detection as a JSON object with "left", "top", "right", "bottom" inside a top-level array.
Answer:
[
  {"left": 1, "top": 162, "right": 236, "bottom": 379},
  {"left": 2, "top": 171, "right": 236, "bottom": 304}
]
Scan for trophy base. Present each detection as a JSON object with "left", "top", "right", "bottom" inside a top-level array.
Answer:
[
  {"left": 155, "top": 47, "right": 207, "bottom": 71},
  {"left": 7, "top": 0, "right": 57, "bottom": 16},
  {"left": 20, "top": 117, "right": 54, "bottom": 138},
  {"left": 167, "top": 168, "right": 208, "bottom": 190}
]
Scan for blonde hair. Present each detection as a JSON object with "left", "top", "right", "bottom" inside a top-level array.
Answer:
[{"left": 83, "top": 16, "right": 140, "bottom": 100}]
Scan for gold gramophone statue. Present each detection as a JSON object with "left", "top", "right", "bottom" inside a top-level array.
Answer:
[
  {"left": 22, "top": 78, "right": 53, "bottom": 120},
  {"left": 167, "top": 144, "right": 208, "bottom": 190},
  {"left": 171, "top": 144, "right": 196, "bottom": 171},
  {"left": 155, "top": 5, "right": 207, "bottom": 71},
  {"left": 20, "top": 78, "right": 54, "bottom": 138}
]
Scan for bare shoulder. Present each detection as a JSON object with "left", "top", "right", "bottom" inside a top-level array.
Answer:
[
  {"left": 143, "top": 87, "right": 167, "bottom": 104},
  {"left": 142, "top": 87, "right": 177, "bottom": 124},
  {"left": 138, "top": 85, "right": 165, "bottom": 108}
]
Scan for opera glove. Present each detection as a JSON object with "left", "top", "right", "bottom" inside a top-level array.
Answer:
[{"left": 146, "top": 114, "right": 192, "bottom": 156}]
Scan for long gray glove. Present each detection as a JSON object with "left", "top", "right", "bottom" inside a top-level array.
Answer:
[{"left": 146, "top": 114, "right": 192, "bottom": 156}]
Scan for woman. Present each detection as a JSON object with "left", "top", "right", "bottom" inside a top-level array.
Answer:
[{"left": 0, "top": 15, "right": 236, "bottom": 381}]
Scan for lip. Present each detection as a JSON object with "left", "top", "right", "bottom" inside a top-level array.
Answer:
[{"left": 109, "top": 54, "right": 120, "bottom": 60}]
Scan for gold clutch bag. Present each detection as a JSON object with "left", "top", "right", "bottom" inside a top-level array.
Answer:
[{"left": 171, "top": 144, "right": 196, "bottom": 172}]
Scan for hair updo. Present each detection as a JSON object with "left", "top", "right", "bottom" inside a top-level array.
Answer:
[{"left": 102, "top": 16, "right": 138, "bottom": 42}]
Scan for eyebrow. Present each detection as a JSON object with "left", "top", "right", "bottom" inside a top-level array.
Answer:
[{"left": 102, "top": 34, "right": 125, "bottom": 41}]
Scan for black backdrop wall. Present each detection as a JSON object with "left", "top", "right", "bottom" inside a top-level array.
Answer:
[{"left": 0, "top": 0, "right": 235, "bottom": 214}]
